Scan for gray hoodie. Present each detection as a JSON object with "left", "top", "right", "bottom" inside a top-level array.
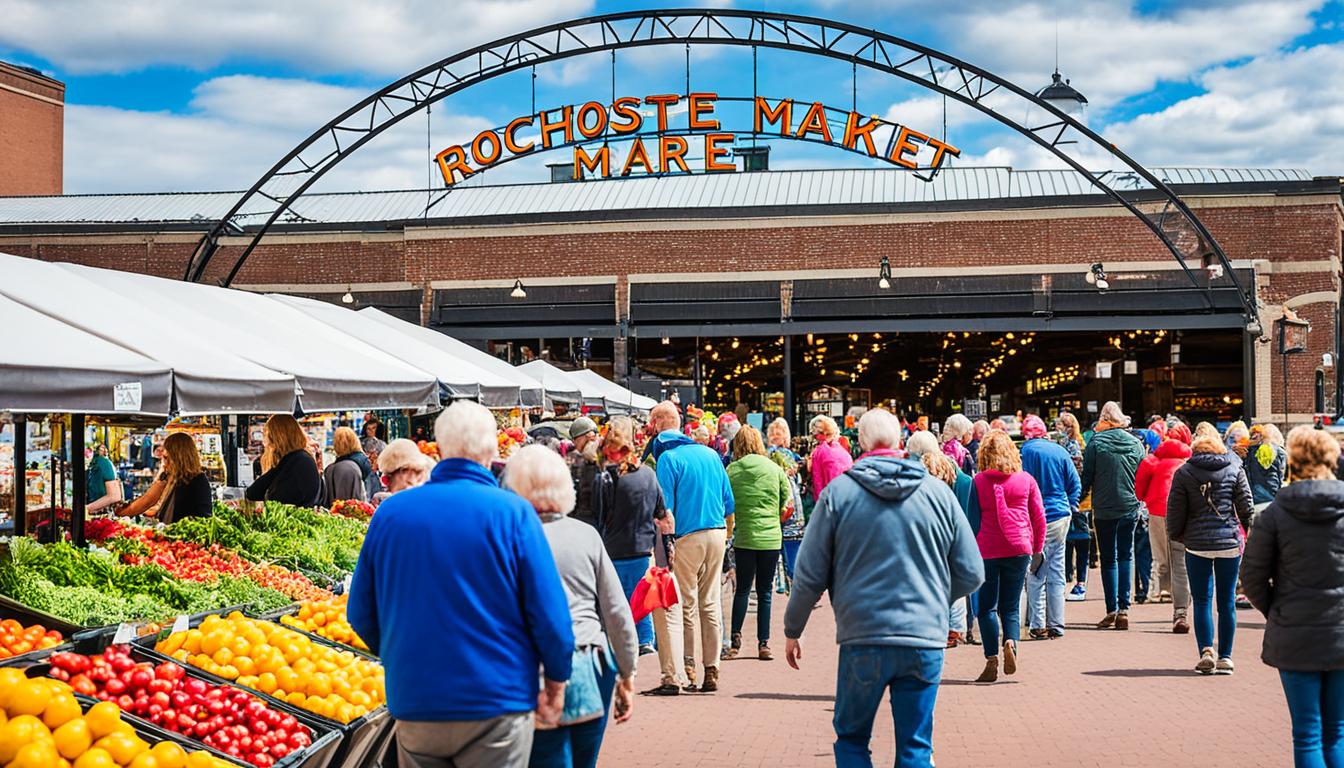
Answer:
[{"left": 784, "top": 456, "right": 984, "bottom": 649}]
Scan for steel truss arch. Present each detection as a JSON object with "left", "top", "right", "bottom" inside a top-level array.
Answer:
[{"left": 185, "top": 7, "right": 1255, "bottom": 325}]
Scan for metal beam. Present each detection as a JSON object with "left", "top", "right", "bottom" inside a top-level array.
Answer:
[{"left": 185, "top": 8, "right": 1255, "bottom": 326}]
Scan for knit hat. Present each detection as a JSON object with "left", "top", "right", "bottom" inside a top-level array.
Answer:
[
  {"left": 569, "top": 416, "right": 598, "bottom": 441},
  {"left": 1021, "top": 414, "right": 1048, "bottom": 440}
]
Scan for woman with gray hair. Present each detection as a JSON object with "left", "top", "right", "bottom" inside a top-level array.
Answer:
[
  {"left": 905, "top": 430, "right": 940, "bottom": 460},
  {"left": 808, "top": 414, "right": 852, "bottom": 501},
  {"left": 506, "top": 443, "right": 638, "bottom": 768},
  {"left": 942, "top": 414, "right": 976, "bottom": 476}
]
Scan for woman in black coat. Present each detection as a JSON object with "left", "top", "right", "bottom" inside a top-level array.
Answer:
[
  {"left": 1241, "top": 426, "right": 1344, "bottom": 767},
  {"left": 245, "top": 414, "right": 321, "bottom": 507},
  {"left": 1166, "top": 434, "right": 1253, "bottom": 675}
]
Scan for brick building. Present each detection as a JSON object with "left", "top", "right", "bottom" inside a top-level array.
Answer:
[
  {"left": 0, "top": 61, "right": 63, "bottom": 196},
  {"left": 0, "top": 166, "right": 1340, "bottom": 427}
]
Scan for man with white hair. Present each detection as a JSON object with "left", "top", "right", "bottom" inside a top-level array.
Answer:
[
  {"left": 785, "top": 408, "right": 983, "bottom": 767},
  {"left": 348, "top": 401, "right": 574, "bottom": 768},
  {"left": 647, "top": 400, "right": 735, "bottom": 693}
]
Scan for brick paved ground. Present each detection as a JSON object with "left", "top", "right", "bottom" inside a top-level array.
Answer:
[{"left": 600, "top": 576, "right": 1292, "bottom": 767}]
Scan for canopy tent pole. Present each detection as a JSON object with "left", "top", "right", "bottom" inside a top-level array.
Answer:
[
  {"left": 220, "top": 415, "right": 238, "bottom": 487},
  {"left": 12, "top": 415, "right": 25, "bottom": 536},
  {"left": 70, "top": 414, "right": 86, "bottom": 548},
  {"left": 784, "top": 336, "right": 795, "bottom": 435}
]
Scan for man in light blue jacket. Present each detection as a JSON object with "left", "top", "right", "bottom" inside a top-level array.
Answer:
[{"left": 784, "top": 409, "right": 983, "bottom": 768}]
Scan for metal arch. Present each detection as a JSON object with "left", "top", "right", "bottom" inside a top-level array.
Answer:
[{"left": 185, "top": 7, "right": 1255, "bottom": 324}]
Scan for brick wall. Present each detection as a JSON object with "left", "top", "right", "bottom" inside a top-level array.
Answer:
[{"left": 0, "top": 62, "right": 63, "bottom": 196}]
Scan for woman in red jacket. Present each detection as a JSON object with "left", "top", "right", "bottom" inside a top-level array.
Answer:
[{"left": 1135, "top": 422, "right": 1193, "bottom": 633}]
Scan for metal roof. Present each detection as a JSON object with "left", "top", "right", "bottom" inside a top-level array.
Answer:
[{"left": 0, "top": 166, "right": 1316, "bottom": 228}]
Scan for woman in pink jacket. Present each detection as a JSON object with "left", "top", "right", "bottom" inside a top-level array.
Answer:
[
  {"left": 970, "top": 431, "right": 1047, "bottom": 683},
  {"left": 807, "top": 415, "right": 853, "bottom": 502}
]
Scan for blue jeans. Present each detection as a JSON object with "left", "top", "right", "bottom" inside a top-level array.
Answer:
[
  {"left": 1133, "top": 520, "right": 1152, "bottom": 599},
  {"left": 611, "top": 556, "right": 654, "bottom": 647},
  {"left": 782, "top": 539, "right": 802, "bottom": 579},
  {"left": 1095, "top": 517, "right": 1137, "bottom": 614},
  {"left": 976, "top": 555, "right": 1030, "bottom": 658},
  {"left": 833, "top": 645, "right": 942, "bottom": 768},
  {"left": 1185, "top": 552, "right": 1241, "bottom": 658},
  {"left": 1280, "top": 670, "right": 1344, "bottom": 768},
  {"left": 1066, "top": 538, "right": 1090, "bottom": 584},
  {"left": 1026, "top": 518, "right": 1070, "bottom": 633},
  {"left": 731, "top": 547, "right": 779, "bottom": 643},
  {"left": 529, "top": 660, "right": 617, "bottom": 768}
]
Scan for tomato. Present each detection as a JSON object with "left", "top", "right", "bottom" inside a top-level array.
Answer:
[
  {"left": 105, "top": 679, "right": 126, "bottom": 696},
  {"left": 70, "top": 674, "right": 97, "bottom": 696},
  {"left": 129, "top": 668, "right": 154, "bottom": 690},
  {"left": 155, "top": 663, "right": 185, "bottom": 683}
]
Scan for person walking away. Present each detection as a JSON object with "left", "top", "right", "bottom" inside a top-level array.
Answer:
[
  {"left": 809, "top": 415, "right": 853, "bottom": 502},
  {"left": 372, "top": 438, "right": 434, "bottom": 509},
  {"left": 766, "top": 419, "right": 806, "bottom": 588},
  {"left": 1246, "top": 424, "right": 1288, "bottom": 506},
  {"left": 596, "top": 416, "right": 669, "bottom": 658},
  {"left": 784, "top": 409, "right": 983, "bottom": 767},
  {"left": 116, "top": 432, "right": 213, "bottom": 523},
  {"left": 918, "top": 444, "right": 975, "bottom": 648},
  {"left": 724, "top": 426, "right": 791, "bottom": 661},
  {"left": 969, "top": 431, "right": 1046, "bottom": 682},
  {"left": 246, "top": 414, "right": 322, "bottom": 507},
  {"left": 348, "top": 401, "right": 574, "bottom": 767},
  {"left": 648, "top": 401, "right": 735, "bottom": 693},
  {"left": 322, "top": 427, "right": 368, "bottom": 507},
  {"left": 1079, "top": 401, "right": 1145, "bottom": 630},
  {"left": 1020, "top": 415, "right": 1081, "bottom": 640},
  {"left": 1132, "top": 429, "right": 1159, "bottom": 606},
  {"left": 504, "top": 445, "right": 638, "bottom": 768},
  {"left": 1166, "top": 433, "right": 1254, "bottom": 675},
  {"left": 640, "top": 404, "right": 689, "bottom": 696},
  {"left": 1136, "top": 423, "right": 1193, "bottom": 632},
  {"left": 941, "top": 414, "right": 975, "bottom": 477},
  {"left": 1241, "top": 426, "right": 1344, "bottom": 767},
  {"left": 568, "top": 417, "right": 603, "bottom": 528},
  {"left": 968, "top": 420, "right": 990, "bottom": 468}
]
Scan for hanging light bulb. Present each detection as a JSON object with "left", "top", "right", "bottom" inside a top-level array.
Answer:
[
  {"left": 510, "top": 279, "right": 527, "bottom": 299},
  {"left": 341, "top": 286, "right": 354, "bottom": 304},
  {"left": 731, "top": 338, "right": 740, "bottom": 349}
]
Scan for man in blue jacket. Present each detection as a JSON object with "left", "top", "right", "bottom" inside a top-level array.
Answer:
[
  {"left": 785, "top": 409, "right": 983, "bottom": 768},
  {"left": 348, "top": 401, "right": 574, "bottom": 768},
  {"left": 1020, "top": 414, "right": 1082, "bottom": 639},
  {"left": 649, "top": 400, "right": 735, "bottom": 693}
]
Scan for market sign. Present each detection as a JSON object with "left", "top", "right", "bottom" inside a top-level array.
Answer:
[{"left": 434, "top": 93, "right": 960, "bottom": 185}]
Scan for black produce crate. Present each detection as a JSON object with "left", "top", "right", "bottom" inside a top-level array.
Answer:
[
  {"left": 13, "top": 638, "right": 343, "bottom": 768},
  {"left": 0, "top": 593, "right": 82, "bottom": 664},
  {"left": 138, "top": 628, "right": 392, "bottom": 768}
]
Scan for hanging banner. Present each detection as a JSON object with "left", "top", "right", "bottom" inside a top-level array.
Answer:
[{"left": 435, "top": 93, "right": 960, "bottom": 186}]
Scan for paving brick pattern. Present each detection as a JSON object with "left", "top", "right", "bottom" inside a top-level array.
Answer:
[{"left": 600, "top": 578, "right": 1292, "bottom": 767}]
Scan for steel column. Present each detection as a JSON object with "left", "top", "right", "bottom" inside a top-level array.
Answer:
[
  {"left": 12, "top": 415, "right": 25, "bottom": 537},
  {"left": 70, "top": 414, "right": 86, "bottom": 548}
]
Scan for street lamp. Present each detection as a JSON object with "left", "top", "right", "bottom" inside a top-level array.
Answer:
[
  {"left": 1085, "top": 263, "right": 1109, "bottom": 291},
  {"left": 878, "top": 256, "right": 892, "bottom": 290},
  {"left": 1278, "top": 309, "right": 1311, "bottom": 425},
  {"left": 1037, "top": 70, "right": 1088, "bottom": 124},
  {"left": 341, "top": 286, "right": 354, "bottom": 304}
]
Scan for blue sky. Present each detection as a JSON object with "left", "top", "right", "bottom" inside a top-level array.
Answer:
[{"left": 2, "top": 0, "right": 1341, "bottom": 193}]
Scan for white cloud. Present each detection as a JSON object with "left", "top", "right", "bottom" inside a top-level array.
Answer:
[
  {"left": 65, "top": 76, "right": 495, "bottom": 193},
  {"left": 0, "top": 0, "right": 593, "bottom": 76},
  {"left": 1103, "top": 42, "right": 1344, "bottom": 174}
]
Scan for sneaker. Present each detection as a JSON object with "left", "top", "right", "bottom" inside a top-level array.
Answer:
[
  {"left": 1115, "top": 612, "right": 1130, "bottom": 631},
  {"left": 758, "top": 642, "right": 773, "bottom": 661},
  {"left": 641, "top": 683, "right": 681, "bottom": 697},
  {"left": 1067, "top": 585, "right": 1087, "bottom": 602},
  {"left": 1135, "top": 594, "right": 1149, "bottom": 605},
  {"left": 1215, "top": 657, "right": 1235, "bottom": 675},
  {"left": 946, "top": 631, "right": 962, "bottom": 648},
  {"left": 1196, "top": 648, "right": 1216, "bottom": 675},
  {"left": 1028, "top": 628, "right": 1051, "bottom": 641},
  {"left": 1159, "top": 590, "right": 1172, "bottom": 603},
  {"left": 700, "top": 666, "right": 719, "bottom": 693},
  {"left": 1236, "top": 595, "right": 1253, "bottom": 610},
  {"left": 1047, "top": 628, "right": 1065, "bottom": 639},
  {"left": 638, "top": 644, "right": 656, "bottom": 656},
  {"left": 1097, "top": 612, "right": 1117, "bottom": 629},
  {"left": 1173, "top": 617, "right": 1191, "bottom": 635}
]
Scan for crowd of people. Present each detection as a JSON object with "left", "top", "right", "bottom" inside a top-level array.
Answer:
[{"left": 339, "top": 398, "right": 1344, "bottom": 768}]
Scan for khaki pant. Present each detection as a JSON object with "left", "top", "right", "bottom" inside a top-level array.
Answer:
[
  {"left": 652, "top": 577, "right": 686, "bottom": 686},
  {"left": 671, "top": 528, "right": 727, "bottom": 678},
  {"left": 1149, "top": 516, "right": 1191, "bottom": 619},
  {"left": 395, "top": 713, "right": 533, "bottom": 768}
]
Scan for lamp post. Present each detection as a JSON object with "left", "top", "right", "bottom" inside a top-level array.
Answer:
[{"left": 1278, "top": 310, "right": 1310, "bottom": 426}]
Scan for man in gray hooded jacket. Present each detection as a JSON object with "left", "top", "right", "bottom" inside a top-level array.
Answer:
[{"left": 784, "top": 408, "right": 983, "bottom": 768}]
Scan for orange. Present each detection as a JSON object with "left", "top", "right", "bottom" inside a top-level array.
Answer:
[
  {"left": 84, "top": 701, "right": 122, "bottom": 740},
  {"left": 128, "top": 752, "right": 160, "bottom": 768},
  {"left": 7, "top": 680, "right": 52, "bottom": 717},
  {"left": 52, "top": 718, "right": 91, "bottom": 760},
  {"left": 9, "top": 740, "right": 59, "bottom": 768},
  {"left": 42, "top": 692, "right": 82, "bottom": 729},
  {"left": 0, "top": 716, "right": 44, "bottom": 763},
  {"left": 255, "top": 673, "right": 277, "bottom": 695},
  {"left": 74, "top": 748, "right": 116, "bottom": 768},
  {"left": 149, "top": 741, "right": 187, "bottom": 768},
  {"left": 93, "top": 731, "right": 143, "bottom": 765}
]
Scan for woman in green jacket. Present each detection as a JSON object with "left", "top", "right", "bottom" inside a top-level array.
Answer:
[{"left": 725, "top": 425, "right": 792, "bottom": 661}]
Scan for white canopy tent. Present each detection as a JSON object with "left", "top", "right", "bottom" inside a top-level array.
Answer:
[
  {"left": 56, "top": 263, "right": 439, "bottom": 413},
  {"left": 0, "top": 253, "right": 296, "bottom": 414},
  {"left": 516, "top": 360, "right": 593, "bottom": 407},
  {"left": 359, "top": 307, "right": 546, "bottom": 409},
  {"left": 0, "top": 293, "right": 173, "bottom": 416},
  {"left": 565, "top": 367, "right": 657, "bottom": 414},
  {"left": 270, "top": 295, "right": 524, "bottom": 408}
]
